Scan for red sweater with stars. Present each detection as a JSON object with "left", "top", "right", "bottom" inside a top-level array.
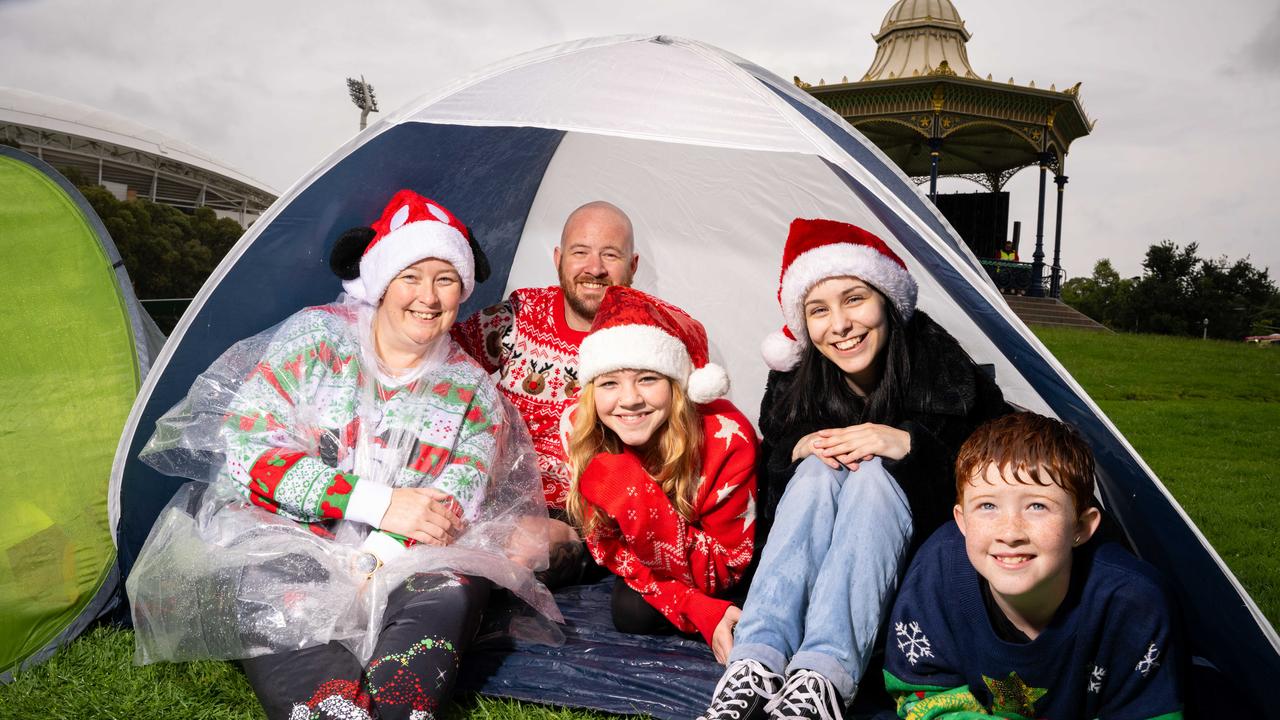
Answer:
[
  {"left": 578, "top": 399, "right": 758, "bottom": 645},
  {"left": 452, "top": 287, "right": 586, "bottom": 509}
]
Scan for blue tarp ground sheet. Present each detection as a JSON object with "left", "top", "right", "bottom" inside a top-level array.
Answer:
[
  {"left": 458, "top": 578, "right": 895, "bottom": 719},
  {"left": 459, "top": 578, "right": 722, "bottom": 718}
]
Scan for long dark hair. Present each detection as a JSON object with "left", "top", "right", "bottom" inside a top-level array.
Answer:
[{"left": 766, "top": 291, "right": 912, "bottom": 432}]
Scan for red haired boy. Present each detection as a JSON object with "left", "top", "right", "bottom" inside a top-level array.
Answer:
[{"left": 883, "top": 413, "right": 1183, "bottom": 719}]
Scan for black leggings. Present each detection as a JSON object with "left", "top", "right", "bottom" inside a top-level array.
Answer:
[
  {"left": 611, "top": 574, "right": 752, "bottom": 637},
  {"left": 240, "top": 573, "right": 490, "bottom": 720},
  {"left": 610, "top": 576, "right": 677, "bottom": 635}
]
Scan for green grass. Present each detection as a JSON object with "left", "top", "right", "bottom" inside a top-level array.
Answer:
[
  {"left": 0, "top": 626, "right": 613, "bottom": 720},
  {"left": 0, "top": 626, "right": 262, "bottom": 720},
  {"left": 3, "top": 327, "right": 1276, "bottom": 718},
  {"left": 1032, "top": 327, "right": 1280, "bottom": 626}
]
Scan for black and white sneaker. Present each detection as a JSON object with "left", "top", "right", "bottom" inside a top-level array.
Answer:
[
  {"left": 764, "top": 669, "right": 844, "bottom": 720},
  {"left": 696, "top": 658, "right": 784, "bottom": 720}
]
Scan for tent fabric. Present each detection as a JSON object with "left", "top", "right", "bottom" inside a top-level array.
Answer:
[
  {"left": 460, "top": 578, "right": 898, "bottom": 719},
  {"left": 0, "top": 146, "right": 150, "bottom": 681},
  {"left": 109, "top": 35, "right": 1278, "bottom": 712},
  {"left": 459, "top": 578, "right": 724, "bottom": 719}
]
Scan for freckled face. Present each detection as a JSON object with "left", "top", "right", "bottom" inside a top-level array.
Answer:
[
  {"left": 374, "top": 258, "right": 462, "bottom": 364},
  {"left": 954, "top": 463, "right": 1099, "bottom": 626},
  {"left": 592, "top": 369, "right": 673, "bottom": 450},
  {"left": 803, "top": 276, "right": 888, "bottom": 395}
]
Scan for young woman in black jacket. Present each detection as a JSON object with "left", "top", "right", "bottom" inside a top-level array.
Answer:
[{"left": 699, "top": 219, "right": 1009, "bottom": 720}]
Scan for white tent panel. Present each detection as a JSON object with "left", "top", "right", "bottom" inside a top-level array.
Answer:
[{"left": 406, "top": 37, "right": 816, "bottom": 154}]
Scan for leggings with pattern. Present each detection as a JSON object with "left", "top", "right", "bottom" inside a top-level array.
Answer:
[{"left": 240, "top": 573, "right": 490, "bottom": 720}]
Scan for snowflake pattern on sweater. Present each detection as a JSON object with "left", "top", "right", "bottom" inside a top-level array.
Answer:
[
  {"left": 221, "top": 304, "right": 499, "bottom": 546},
  {"left": 883, "top": 523, "right": 1184, "bottom": 720},
  {"left": 577, "top": 399, "right": 758, "bottom": 644},
  {"left": 452, "top": 287, "right": 586, "bottom": 509}
]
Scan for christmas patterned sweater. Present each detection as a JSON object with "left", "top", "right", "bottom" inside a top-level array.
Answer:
[
  {"left": 884, "top": 522, "right": 1183, "bottom": 720},
  {"left": 221, "top": 303, "right": 499, "bottom": 553},
  {"left": 576, "top": 399, "right": 758, "bottom": 645},
  {"left": 452, "top": 286, "right": 586, "bottom": 509}
]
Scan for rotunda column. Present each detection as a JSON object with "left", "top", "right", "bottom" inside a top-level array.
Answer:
[
  {"left": 1051, "top": 173, "right": 1069, "bottom": 297},
  {"left": 1030, "top": 152, "right": 1051, "bottom": 297},
  {"left": 928, "top": 137, "right": 943, "bottom": 201}
]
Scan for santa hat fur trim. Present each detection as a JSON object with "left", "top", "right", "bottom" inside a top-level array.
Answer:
[
  {"left": 762, "top": 219, "right": 917, "bottom": 372},
  {"left": 341, "top": 190, "right": 475, "bottom": 304},
  {"left": 579, "top": 287, "right": 730, "bottom": 404}
]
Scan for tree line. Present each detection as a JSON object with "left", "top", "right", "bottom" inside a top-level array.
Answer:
[
  {"left": 1063, "top": 241, "right": 1280, "bottom": 340},
  {"left": 59, "top": 167, "right": 245, "bottom": 299},
  {"left": 23, "top": 151, "right": 1279, "bottom": 343}
]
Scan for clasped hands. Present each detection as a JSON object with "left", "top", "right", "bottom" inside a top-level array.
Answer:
[
  {"left": 378, "top": 487, "right": 467, "bottom": 546},
  {"left": 792, "top": 423, "right": 911, "bottom": 471}
]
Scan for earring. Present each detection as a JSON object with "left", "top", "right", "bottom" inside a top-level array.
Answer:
[{"left": 1073, "top": 536, "right": 1081, "bottom": 546}]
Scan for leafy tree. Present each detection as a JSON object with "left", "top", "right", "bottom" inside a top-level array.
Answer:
[
  {"left": 1064, "top": 241, "right": 1279, "bottom": 339},
  {"left": 1129, "top": 241, "right": 1202, "bottom": 335},
  {"left": 58, "top": 171, "right": 243, "bottom": 299},
  {"left": 1195, "top": 255, "right": 1279, "bottom": 339},
  {"left": 1062, "top": 259, "right": 1134, "bottom": 328}
]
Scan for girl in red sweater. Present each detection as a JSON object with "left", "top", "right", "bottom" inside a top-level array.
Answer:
[{"left": 565, "top": 287, "right": 758, "bottom": 662}]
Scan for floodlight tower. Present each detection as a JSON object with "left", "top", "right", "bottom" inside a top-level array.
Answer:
[{"left": 346, "top": 76, "right": 379, "bottom": 131}]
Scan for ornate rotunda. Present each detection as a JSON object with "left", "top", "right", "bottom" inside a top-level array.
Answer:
[{"left": 799, "top": 0, "right": 1094, "bottom": 297}]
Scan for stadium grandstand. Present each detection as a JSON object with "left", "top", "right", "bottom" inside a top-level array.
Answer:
[{"left": 0, "top": 87, "right": 276, "bottom": 226}]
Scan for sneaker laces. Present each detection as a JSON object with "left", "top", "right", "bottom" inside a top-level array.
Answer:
[
  {"left": 764, "top": 669, "right": 843, "bottom": 720},
  {"left": 696, "top": 659, "right": 783, "bottom": 720}
]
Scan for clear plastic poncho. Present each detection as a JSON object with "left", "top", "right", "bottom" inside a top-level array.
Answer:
[{"left": 126, "top": 297, "right": 561, "bottom": 665}]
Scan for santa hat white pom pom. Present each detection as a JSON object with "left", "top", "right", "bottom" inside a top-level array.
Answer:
[
  {"left": 762, "top": 330, "right": 804, "bottom": 372},
  {"left": 686, "top": 362, "right": 730, "bottom": 404}
]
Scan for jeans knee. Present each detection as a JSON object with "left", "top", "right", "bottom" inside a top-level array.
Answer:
[
  {"left": 837, "top": 459, "right": 912, "bottom": 532},
  {"left": 779, "top": 456, "right": 847, "bottom": 505}
]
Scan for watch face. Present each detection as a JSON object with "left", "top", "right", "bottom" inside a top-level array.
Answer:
[{"left": 354, "top": 552, "right": 379, "bottom": 575}]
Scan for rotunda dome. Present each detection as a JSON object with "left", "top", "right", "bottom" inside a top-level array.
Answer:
[
  {"left": 863, "top": 0, "right": 978, "bottom": 80},
  {"left": 876, "top": 0, "right": 969, "bottom": 41}
]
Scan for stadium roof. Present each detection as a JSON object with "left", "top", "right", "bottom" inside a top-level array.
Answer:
[{"left": 0, "top": 87, "right": 276, "bottom": 223}]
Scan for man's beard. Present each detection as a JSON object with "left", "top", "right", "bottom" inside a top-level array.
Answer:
[
  {"left": 563, "top": 288, "right": 600, "bottom": 323},
  {"left": 559, "top": 268, "right": 630, "bottom": 322}
]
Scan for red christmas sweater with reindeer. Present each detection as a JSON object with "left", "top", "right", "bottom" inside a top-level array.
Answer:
[
  {"left": 577, "top": 399, "right": 758, "bottom": 645},
  {"left": 452, "top": 287, "right": 586, "bottom": 509}
]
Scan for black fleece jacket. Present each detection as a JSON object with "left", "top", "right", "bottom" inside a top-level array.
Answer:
[{"left": 756, "top": 311, "right": 1010, "bottom": 551}]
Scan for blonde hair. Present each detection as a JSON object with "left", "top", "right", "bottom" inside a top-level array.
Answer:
[{"left": 566, "top": 376, "right": 704, "bottom": 536}]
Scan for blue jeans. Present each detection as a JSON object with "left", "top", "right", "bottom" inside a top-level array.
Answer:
[{"left": 729, "top": 456, "right": 913, "bottom": 699}]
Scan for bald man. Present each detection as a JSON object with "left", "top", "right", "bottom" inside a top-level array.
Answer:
[{"left": 453, "top": 201, "right": 638, "bottom": 585}]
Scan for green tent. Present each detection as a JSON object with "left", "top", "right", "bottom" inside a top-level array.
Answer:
[{"left": 0, "top": 146, "right": 156, "bottom": 680}]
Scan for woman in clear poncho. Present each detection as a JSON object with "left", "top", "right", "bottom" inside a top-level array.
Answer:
[{"left": 127, "top": 190, "right": 558, "bottom": 720}]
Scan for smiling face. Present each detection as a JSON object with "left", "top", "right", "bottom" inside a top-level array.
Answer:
[
  {"left": 554, "top": 204, "right": 637, "bottom": 330},
  {"left": 373, "top": 257, "right": 463, "bottom": 368},
  {"left": 954, "top": 462, "right": 1101, "bottom": 638},
  {"left": 802, "top": 276, "right": 889, "bottom": 395},
  {"left": 591, "top": 368, "right": 673, "bottom": 450}
]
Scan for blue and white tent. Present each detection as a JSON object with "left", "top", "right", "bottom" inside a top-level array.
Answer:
[{"left": 109, "top": 35, "right": 1277, "bottom": 712}]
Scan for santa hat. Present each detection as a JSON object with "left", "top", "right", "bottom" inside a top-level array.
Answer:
[
  {"left": 328, "top": 189, "right": 489, "bottom": 304},
  {"left": 578, "top": 287, "right": 729, "bottom": 404},
  {"left": 762, "top": 218, "right": 917, "bottom": 372}
]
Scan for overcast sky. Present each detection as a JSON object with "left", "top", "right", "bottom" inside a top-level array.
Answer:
[{"left": 3, "top": 0, "right": 1277, "bottom": 278}]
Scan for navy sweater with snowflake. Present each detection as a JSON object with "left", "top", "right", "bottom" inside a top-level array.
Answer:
[{"left": 883, "top": 523, "right": 1183, "bottom": 720}]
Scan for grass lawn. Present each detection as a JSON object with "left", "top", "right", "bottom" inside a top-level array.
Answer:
[
  {"left": 2, "top": 327, "right": 1276, "bottom": 719},
  {"left": 1033, "top": 327, "right": 1280, "bottom": 626}
]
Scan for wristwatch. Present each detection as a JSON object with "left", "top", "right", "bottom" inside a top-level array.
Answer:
[{"left": 353, "top": 551, "right": 383, "bottom": 579}]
